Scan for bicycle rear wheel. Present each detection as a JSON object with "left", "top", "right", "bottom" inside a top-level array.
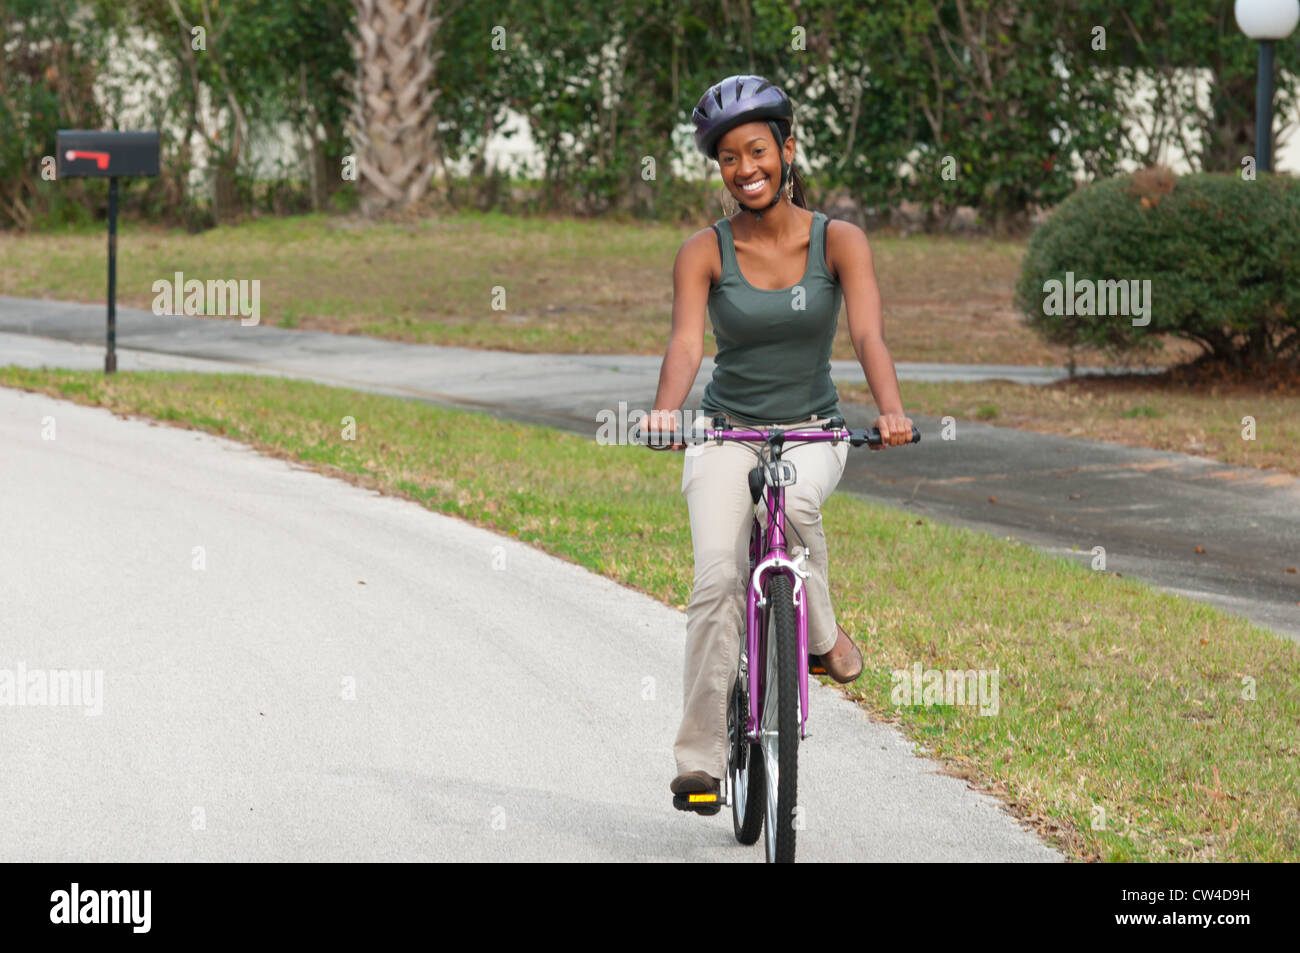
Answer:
[
  {"left": 760, "top": 572, "right": 799, "bottom": 863},
  {"left": 728, "top": 675, "right": 765, "bottom": 844}
]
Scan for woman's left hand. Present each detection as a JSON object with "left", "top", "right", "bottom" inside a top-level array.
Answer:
[{"left": 871, "top": 413, "right": 914, "bottom": 449}]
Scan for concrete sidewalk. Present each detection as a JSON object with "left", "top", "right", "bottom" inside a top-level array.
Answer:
[
  {"left": 1, "top": 385, "right": 1063, "bottom": 861},
  {"left": 2, "top": 297, "right": 1297, "bottom": 642}
]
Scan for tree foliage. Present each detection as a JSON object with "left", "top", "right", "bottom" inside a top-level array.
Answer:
[
  {"left": 2, "top": 0, "right": 1298, "bottom": 230},
  {"left": 0, "top": 0, "right": 111, "bottom": 228},
  {"left": 1066, "top": 0, "right": 1300, "bottom": 173}
]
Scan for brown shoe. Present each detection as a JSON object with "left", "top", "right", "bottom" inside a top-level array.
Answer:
[
  {"left": 811, "top": 622, "right": 863, "bottom": 684},
  {"left": 671, "top": 770, "right": 721, "bottom": 815}
]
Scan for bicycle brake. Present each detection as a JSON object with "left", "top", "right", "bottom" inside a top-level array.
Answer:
[{"left": 791, "top": 548, "right": 810, "bottom": 580}]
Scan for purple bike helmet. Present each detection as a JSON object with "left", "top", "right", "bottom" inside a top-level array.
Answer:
[{"left": 692, "top": 74, "right": 794, "bottom": 221}]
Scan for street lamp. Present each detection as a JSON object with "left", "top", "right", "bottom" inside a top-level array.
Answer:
[{"left": 1235, "top": 0, "right": 1300, "bottom": 172}]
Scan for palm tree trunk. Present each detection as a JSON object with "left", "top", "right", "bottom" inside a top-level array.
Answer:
[{"left": 348, "top": 0, "right": 443, "bottom": 217}]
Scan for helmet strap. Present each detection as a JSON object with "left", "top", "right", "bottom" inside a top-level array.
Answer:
[{"left": 736, "top": 120, "right": 790, "bottom": 222}]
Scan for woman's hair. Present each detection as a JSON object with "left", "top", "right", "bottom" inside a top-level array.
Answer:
[{"left": 771, "top": 117, "right": 809, "bottom": 210}]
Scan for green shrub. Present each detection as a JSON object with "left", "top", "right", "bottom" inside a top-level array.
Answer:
[{"left": 1015, "top": 168, "right": 1300, "bottom": 369}]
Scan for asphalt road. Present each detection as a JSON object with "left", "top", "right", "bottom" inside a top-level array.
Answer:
[
  {"left": 2, "top": 298, "right": 1296, "bottom": 642},
  {"left": 0, "top": 387, "right": 1061, "bottom": 861}
]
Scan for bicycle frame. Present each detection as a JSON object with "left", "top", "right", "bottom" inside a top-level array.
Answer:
[{"left": 704, "top": 424, "right": 851, "bottom": 744}]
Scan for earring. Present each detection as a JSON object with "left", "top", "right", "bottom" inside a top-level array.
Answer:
[{"left": 784, "top": 171, "right": 794, "bottom": 203}]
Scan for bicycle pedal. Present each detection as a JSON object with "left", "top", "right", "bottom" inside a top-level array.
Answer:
[
  {"left": 808, "top": 655, "right": 828, "bottom": 675},
  {"left": 672, "top": 792, "right": 723, "bottom": 815}
]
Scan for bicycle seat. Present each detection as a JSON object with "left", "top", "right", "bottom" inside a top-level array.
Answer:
[{"left": 747, "top": 465, "right": 764, "bottom": 504}]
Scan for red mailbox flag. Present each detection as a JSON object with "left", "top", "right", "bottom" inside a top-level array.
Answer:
[{"left": 65, "top": 150, "right": 111, "bottom": 170}]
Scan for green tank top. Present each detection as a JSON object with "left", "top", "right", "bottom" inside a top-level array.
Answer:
[{"left": 700, "top": 209, "right": 842, "bottom": 426}]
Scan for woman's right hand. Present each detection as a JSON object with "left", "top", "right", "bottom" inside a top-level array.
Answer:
[{"left": 645, "top": 409, "right": 687, "bottom": 451}]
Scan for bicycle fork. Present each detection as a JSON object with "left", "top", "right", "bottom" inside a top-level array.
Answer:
[
  {"left": 746, "top": 549, "right": 812, "bottom": 743},
  {"left": 676, "top": 540, "right": 813, "bottom": 814}
]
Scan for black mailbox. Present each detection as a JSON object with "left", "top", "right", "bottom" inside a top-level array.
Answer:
[
  {"left": 55, "top": 129, "right": 161, "bottom": 373},
  {"left": 56, "top": 130, "right": 159, "bottom": 179}
]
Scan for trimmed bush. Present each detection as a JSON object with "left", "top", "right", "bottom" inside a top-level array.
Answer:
[{"left": 1015, "top": 168, "right": 1300, "bottom": 370}]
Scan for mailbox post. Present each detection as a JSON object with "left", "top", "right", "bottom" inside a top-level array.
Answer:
[{"left": 56, "top": 131, "right": 160, "bottom": 373}]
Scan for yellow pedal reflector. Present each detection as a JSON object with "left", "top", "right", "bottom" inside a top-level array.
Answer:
[{"left": 688, "top": 793, "right": 718, "bottom": 803}]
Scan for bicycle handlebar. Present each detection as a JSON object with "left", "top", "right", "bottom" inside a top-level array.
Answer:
[{"left": 631, "top": 415, "right": 921, "bottom": 451}]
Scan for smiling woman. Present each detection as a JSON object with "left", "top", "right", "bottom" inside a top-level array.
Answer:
[{"left": 645, "top": 74, "right": 916, "bottom": 814}]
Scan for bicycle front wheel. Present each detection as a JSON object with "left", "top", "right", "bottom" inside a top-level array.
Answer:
[{"left": 760, "top": 572, "right": 799, "bottom": 863}]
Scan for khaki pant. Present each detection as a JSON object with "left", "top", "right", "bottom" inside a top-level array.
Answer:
[{"left": 674, "top": 412, "right": 848, "bottom": 780}]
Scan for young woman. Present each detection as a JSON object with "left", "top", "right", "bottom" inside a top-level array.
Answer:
[{"left": 647, "top": 74, "right": 915, "bottom": 812}]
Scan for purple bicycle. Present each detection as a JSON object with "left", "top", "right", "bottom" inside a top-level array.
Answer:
[{"left": 640, "top": 413, "right": 920, "bottom": 862}]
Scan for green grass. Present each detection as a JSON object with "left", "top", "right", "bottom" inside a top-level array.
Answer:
[
  {"left": 1121, "top": 404, "right": 1163, "bottom": 419},
  {"left": 0, "top": 210, "right": 1174, "bottom": 365},
  {"left": 852, "top": 377, "right": 1300, "bottom": 476},
  {"left": 4, "top": 365, "right": 1298, "bottom": 861}
]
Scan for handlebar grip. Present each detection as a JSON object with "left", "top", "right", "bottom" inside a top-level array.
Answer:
[
  {"left": 849, "top": 425, "right": 921, "bottom": 447},
  {"left": 632, "top": 425, "right": 686, "bottom": 450}
]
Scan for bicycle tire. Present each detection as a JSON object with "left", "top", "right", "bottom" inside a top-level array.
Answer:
[
  {"left": 728, "top": 676, "right": 765, "bottom": 844},
  {"left": 761, "top": 572, "right": 799, "bottom": 863}
]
